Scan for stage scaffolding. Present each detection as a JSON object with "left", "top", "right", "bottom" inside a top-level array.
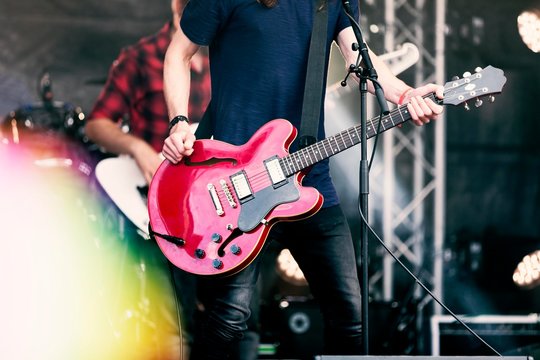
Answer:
[
  {"left": 324, "top": 0, "right": 447, "bottom": 351},
  {"left": 326, "top": 0, "right": 447, "bottom": 314},
  {"left": 374, "top": 0, "right": 447, "bottom": 317}
]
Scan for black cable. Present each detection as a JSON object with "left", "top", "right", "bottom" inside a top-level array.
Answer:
[
  {"left": 368, "top": 111, "right": 384, "bottom": 171},
  {"left": 356, "top": 203, "right": 503, "bottom": 356}
]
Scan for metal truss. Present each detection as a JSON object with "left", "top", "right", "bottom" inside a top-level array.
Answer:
[{"left": 362, "top": 0, "right": 447, "bottom": 319}]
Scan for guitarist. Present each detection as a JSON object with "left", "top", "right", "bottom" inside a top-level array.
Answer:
[
  {"left": 163, "top": 0, "right": 444, "bottom": 358},
  {"left": 85, "top": 0, "right": 211, "bottom": 358}
]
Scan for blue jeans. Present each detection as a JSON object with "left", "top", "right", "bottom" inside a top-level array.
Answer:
[{"left": 190, "top": 205, "right": 363, "bottom": 359}]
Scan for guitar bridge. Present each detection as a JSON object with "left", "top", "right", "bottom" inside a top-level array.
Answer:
[{"left": 220, "top": 179, "right": 237, "bottom": 208}]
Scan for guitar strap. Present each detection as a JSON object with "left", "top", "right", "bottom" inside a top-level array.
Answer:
[{"left": 299, "top": 0, "right": 329, "bottom": 149}]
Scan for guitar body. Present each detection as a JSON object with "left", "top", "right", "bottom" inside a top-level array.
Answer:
[{"left": 148, "top": 119, "right": 323, "bottom": 276}]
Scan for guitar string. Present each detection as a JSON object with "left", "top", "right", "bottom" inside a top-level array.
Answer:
[{"left": 211, "top": 93, "right": 434, "bottom": 202}]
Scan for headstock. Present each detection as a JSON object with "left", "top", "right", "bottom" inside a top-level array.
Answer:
[{"left": 443, "top": 66, "right": 507, "bottom": 110}]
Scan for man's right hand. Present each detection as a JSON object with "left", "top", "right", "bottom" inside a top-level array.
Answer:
[
  {"left": 162, "top": 121, "right": 196, "bottom": 164},
  {"left": 130, "top": 140, "right": 163, "bottom": 184}
]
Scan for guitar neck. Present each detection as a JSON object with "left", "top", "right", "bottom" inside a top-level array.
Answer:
[{"left": 280, "top": 93, "right": 437, "bottom": 176}]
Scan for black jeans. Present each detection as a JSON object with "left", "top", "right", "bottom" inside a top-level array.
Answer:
[{"left": 190, "top": 205, "right": 363, "bottom": 359}]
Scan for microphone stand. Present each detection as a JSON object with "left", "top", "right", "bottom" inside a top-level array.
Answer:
[{"left": 340, "top": 0, "right": 389, "bottom": 354}]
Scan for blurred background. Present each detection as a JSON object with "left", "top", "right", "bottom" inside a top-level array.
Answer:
[{"left": 1, "top": 0, "right": 539, "bottom": 359}]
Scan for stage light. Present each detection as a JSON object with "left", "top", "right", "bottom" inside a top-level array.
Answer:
[
  {"left": 512, "top": 249, "right": 540, "bottom": 289},
  {"left": 517, "top": 8, "right": 540, "bottom": 53}
]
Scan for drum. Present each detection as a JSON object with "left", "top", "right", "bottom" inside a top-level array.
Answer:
[
  {"left": 2, "top": 100, "right": 86, "bottom": 142},
  {"left": 0, "top": 101, "right": 93, "bottom": 178}
]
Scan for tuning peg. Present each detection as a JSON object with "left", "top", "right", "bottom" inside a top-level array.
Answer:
[
  {"left": 488, "top": 95, "right": 496, "bottom": 103},
  {"left": 475, "top": 98, "right": 483, "bottom": 108},
  {"left": 464, "top": 102, "right": 470, "bottom": 111},
  {"left": 475, "top": 67, "right": 483, "bottom": 73},
  {"left": 452, "top": 75, "right": 460, "bottom": 81},
  {"left": 463, "top": 71, "right": 472, "bottom": 78}
]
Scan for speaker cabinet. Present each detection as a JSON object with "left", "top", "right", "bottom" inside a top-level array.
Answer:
[
  {"left": 431, "top": 315, "right": 540, "bottom": 357},
  {"left": 275, "top": 297, "right": 324, "bottom": 358}
]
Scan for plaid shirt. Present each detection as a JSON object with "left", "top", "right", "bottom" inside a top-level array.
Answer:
[{"left": 88, "top": 22, "right": 211, "bottom": 151}]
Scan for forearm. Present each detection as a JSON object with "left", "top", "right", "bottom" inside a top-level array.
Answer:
[
  {"left": 367, "top": 49, "right": 411, "bottom": 104},
  {"left": 164, "top": 29, "right": 194, "bottom": 120},
  {"left": 85, "top": 118, "right": 147, "bottom": 156}
]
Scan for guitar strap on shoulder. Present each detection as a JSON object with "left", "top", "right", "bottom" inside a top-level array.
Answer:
[{"left": 299, "top": 0, "right": 329, "bottom": 149}]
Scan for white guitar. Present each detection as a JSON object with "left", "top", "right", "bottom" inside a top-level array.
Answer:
[
  {"left": 95, "top": 155, "right": 154, "bottom": 237},
  {"left": 95, "top": 44, "right": 419, "bottom": 237}
]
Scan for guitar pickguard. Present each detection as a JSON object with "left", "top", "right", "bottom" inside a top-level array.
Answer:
[{"left": 237, "top": 178, "right": 299, "bottom": 232}]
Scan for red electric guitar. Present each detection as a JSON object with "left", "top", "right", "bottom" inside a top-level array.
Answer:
[{"left": 148, "top": 65, "right": 506, "bottom": 276}]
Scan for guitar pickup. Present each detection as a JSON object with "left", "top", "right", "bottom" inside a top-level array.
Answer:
[
  {"left": 230, "top": 170, "right": 253, "bottom": 204},
  {"left": 264, "top": 156, "right": 287, "bottom": 188}
]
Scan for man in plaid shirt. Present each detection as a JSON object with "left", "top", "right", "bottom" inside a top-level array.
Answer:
[
  {"left": 86, "top": 0, "right": 210, "bottom": 184},
  {"left": 85, "top": 1, "right": 211, "bottom": 359}
]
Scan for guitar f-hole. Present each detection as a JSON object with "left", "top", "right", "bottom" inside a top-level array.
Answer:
[{"left": 217, "top": 228, "right": 243, "bottom": 257}]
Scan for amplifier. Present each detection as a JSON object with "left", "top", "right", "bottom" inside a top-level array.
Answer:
[{"left": 431, "top": 314, "right": 540, "bottom": 356}]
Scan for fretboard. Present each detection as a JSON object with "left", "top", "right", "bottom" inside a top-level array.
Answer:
[{"left": 279, "top": 93, "right": 436, "bottom": 176}]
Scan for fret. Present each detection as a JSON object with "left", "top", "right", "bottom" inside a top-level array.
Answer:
[
  {"left": 387, "top": 113, "right": 396, "bottom": 126},
  {"left": 280, "top": 158, "right": 291, "bottom": 176},
  {"left": 389, "top": 112, "right": 399, "bottom": 127},
  {"left": 349, "top": 127, "right": 359, "bottom": 145},
  {"left": 368, "top": 118, "right": 376, "bottom": 132},
  {"left": 379, "top": 117, "right": 387, "bottom": 131},
  {"left": 353, "top": 125, "right": 361, "bottom": 141},
  {"left": 296, "top": 152, "right": 306, "bottom": 169},
  {"left": 345, "top": 129, "right": 354, "bottom": 147},
  {"left": 331, "top": 136, "right": 341, "bottom": 154},
  {"left": 302, "top": 147, "right": 314, "bottom": 167},
  {"left": 336, "top": 132, "right": 347, "bottom": 150},
  {"left": 367, "top": 121, "right": 376, "bottom": 138},
  {"left": 346, "top": 128, "right": 354, "bottom": 145},
  {"left": 366, "top": 122, "right": 372, "bottom": 136},
  {"left": 288, "top": 154, "right": 297, "bottom": 173},
  {"left": 397, "top": 106, "right": 407, "bottom": 123},
  {"left": 321, "top": 139, "right": 330, "bottom": 158},
  {"left": 314, "top": 142, "right": 324, "bottom": 162}
]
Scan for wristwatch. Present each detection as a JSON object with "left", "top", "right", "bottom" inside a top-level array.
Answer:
[{"left": 168, "top": 115, "right": 189, "bottom": 134}]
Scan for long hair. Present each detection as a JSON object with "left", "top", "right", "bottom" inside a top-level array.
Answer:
[{"left": 258, "top": 0, "right": 278, "bottom": 8}]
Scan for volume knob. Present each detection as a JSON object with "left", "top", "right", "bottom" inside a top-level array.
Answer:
[
  {"left": 231, "top": 244, "right": 242, "bottom": 255},
  {"left": 212, "top": 259, "right": 223, "bottom": 269}
]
